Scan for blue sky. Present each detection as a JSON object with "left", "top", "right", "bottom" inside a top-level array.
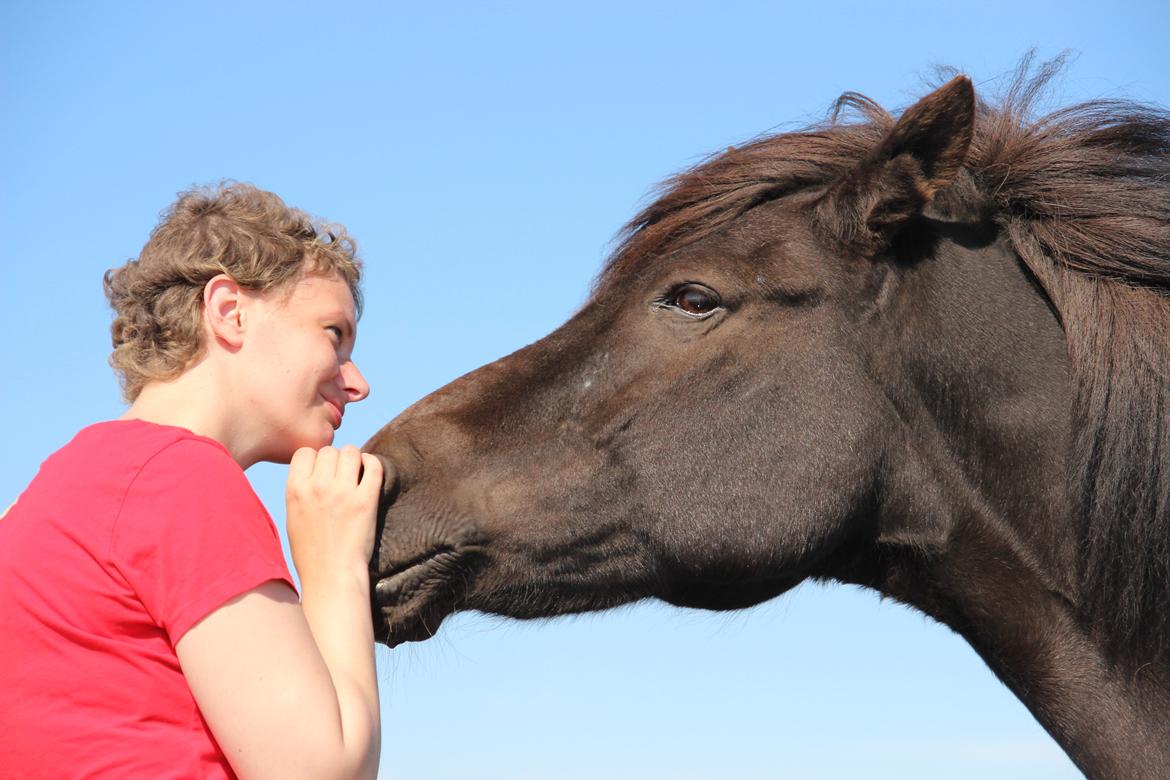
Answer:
[{"left": 3, "top": 2, "right": 1168, "bottom": 778}]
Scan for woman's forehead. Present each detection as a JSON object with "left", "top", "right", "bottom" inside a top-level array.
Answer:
[
  {"left": 285, "top": 273, "right": 356, "bottom": 311},
  {"left": 275, "top": 272, "right": 357, "bottom": 334}
]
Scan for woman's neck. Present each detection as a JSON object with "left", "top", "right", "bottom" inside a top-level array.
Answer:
[{"left": 120, "top": 362, "right": 258, "bottom": 468}]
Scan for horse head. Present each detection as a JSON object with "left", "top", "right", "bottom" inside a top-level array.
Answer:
[{"left": 365, "top": 70, "right": 1170, "bottom": 778}]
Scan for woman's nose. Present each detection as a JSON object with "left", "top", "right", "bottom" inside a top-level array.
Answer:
[{"left": 341, "top": 360, "right": 370, "bottom": 402}]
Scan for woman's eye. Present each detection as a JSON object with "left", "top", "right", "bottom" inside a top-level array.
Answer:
[
  {"left": 667, "top": 284, "right": 721, "bottom": 316},
  {"left": 326, "top": 326, "right": 343, "bottom": 342}
]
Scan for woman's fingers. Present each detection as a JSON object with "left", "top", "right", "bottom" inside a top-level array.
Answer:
[
  {"left": 285, "top": 445, "right": 383, "bottom": 576},
  {"left": 335, "top": 446, "right": 363, "bottom": 486},
  {"left": 288, "top": 446, "right": 316, "bottom": 485},
  {"left": 358, "top": 451, "right": 381, "bottom": 488},
  {"left": 358, "top": 453, "right": 384, "bottom": 499},
  {"left": 312, "top": 445, "right": 340, "bottom": 483}
]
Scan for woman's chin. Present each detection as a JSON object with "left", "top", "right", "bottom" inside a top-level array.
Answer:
[
  {"left": 307, "top": 429, "right": 336, "bottom": 450},
  {"left": 271, "top": 429, "right": 336, "bottom": 462}
]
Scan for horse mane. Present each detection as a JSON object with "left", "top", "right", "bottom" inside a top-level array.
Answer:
[{"left": 601, "top": 58, "right": 1170, "bottom": 664}]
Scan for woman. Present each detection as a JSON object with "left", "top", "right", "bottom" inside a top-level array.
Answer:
[{"left": 0, "top": 183, "right": 383, "bottom": 779}]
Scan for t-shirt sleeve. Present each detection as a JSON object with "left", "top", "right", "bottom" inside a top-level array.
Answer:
[{"left": 110, "top": 437, "right": 296, "bottom": 643}]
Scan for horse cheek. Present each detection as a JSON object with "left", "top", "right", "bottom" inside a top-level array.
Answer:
[{"left": 634, "top": 340, "right": 887, "bottom": 590}]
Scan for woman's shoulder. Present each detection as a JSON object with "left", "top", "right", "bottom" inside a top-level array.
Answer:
[
  {"left": 8, "top": 420, "right": 243, "bottom": 532},
  {"left": 71, "top": 419, "right": 232, "bottom": 465},
  {"left": 54, "top": 419, "right": 244, "bottom": 488},
  {"left": 0, "top": 423, "right": 252, "bottom": 595}
]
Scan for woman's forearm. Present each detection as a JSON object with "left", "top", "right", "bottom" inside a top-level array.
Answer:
[{"left": 300, "top": 565, "right": 381, "bottom": 780}]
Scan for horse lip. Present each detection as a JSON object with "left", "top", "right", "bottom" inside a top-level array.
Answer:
[
  {"left": 378, "top": 605, "right": 449, "bottom": 648},
  {"left": 373, "top": 548, "right": 459, "bottom": 603},
  {"left": 372, "top": 551, "right": 468, "bottom": 647},
  {"left": 371, "top": 534, "right": 487, "bottom": 646}
]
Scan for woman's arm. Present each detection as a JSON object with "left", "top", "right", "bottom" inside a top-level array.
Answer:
[{"left": 175, "top": 445, "right": 382, "bottom": 780}]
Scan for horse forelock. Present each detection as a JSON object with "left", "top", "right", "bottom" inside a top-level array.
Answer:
[{"left": 598, "top": 58, "right": 1170, "bottom": 665}]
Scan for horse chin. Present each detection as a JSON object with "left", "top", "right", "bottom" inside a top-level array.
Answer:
[{"left": 377, "top": 601, "right": 453, "bottom": 648}]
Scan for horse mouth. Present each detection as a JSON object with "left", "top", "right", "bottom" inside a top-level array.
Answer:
[{"left": 372, "top": 547, "right": 474, "bottom": 647}]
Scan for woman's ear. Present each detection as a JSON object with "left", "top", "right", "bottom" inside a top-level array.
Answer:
[
  {"left": 817, "top": 75, "right": 975, "bottom": 249},
  {"left": 203, "top": 274, "right": 247, "bottom": 349}
]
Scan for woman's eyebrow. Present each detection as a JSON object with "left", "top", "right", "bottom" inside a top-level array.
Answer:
[{"left": 324, "top": 311, "right": 356, "bottom": 341}]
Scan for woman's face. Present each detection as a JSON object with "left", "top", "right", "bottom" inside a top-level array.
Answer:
[{"left": 238, "top": 272, "right": 369, "bottom": 462}]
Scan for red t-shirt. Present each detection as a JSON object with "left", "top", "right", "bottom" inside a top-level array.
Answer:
[{"left": 0, "top": 420, "right": 296, "bottom": 779}]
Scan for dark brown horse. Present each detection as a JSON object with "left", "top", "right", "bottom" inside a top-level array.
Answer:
[{"left": 365, "top": 64, "right": 1170, "bottom": 778}]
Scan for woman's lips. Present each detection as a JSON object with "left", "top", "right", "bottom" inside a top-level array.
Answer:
[{"left": 325, "top": 398, "right": 344, "bottom": 428}]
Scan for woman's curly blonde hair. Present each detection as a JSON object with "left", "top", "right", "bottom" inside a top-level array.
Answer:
[{"left": 104, "top": 182, "right": 363, "bottom": 401}]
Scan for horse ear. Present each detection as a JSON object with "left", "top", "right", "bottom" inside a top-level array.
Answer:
[{"left": 821, "top": 75, "right": 975, "bottom": 245}]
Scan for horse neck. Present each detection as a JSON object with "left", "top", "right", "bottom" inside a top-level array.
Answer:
[
  {"left": 911, "top": 515, "right": 1170, "bottom": 780},
  {"left": 855, "top": 231, "right": 1170, "bottom": 778}
]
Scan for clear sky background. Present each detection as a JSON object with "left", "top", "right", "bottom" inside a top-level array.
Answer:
[{"left": 3, "top": 2, "right": 1168, "bottom": 778}]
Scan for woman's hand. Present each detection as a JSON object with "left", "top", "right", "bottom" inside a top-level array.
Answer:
[{"left": 286, "top": 445, "right": 383, "bottom": 582}]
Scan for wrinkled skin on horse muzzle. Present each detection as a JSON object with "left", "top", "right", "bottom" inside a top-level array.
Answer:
[{"left": 366, "top": 449, "right": 489, "bottom": 647}]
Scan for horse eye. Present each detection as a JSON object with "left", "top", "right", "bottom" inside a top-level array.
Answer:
[{"left": 669, "top": 285, "right": 721, "bottom": 316}]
